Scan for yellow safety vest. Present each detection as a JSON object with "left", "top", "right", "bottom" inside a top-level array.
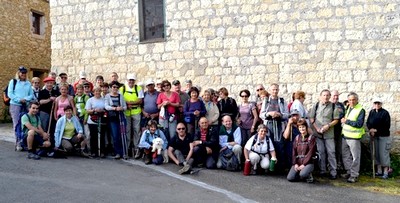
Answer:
[
  {"left": 342, "top": 104, "right": 365, "bottom": 139},
  {"left": 120, "top": 85, "right": 142, "bottom": 116}
]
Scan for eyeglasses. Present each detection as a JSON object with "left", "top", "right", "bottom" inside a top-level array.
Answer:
[
  {"left": 256, "top": 88, "right": 264, "bottom": 91},
  {"left": 177, "top": 128, "right": 186, "bottom": 131},
  {"left": 163, "top": 84, "right": 171, "bottom": 87},
  {"left": 241, "top": 95, "right": 249, "bottom": 98},
  {"left": 84, "top": 86, "right": 90, "bottom": 88},
  {"left": 112, "top": 86, "right": 119, "bottom": 89},
  {"left": 61, "top": 77, "right": 67, "bottom": 79}
]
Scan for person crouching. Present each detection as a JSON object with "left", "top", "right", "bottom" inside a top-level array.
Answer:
[{"left": 138, "top": 120, "right": 168, "bottom": 165}]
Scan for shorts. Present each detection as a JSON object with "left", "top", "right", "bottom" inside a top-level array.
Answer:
[{"left": 23, "top": 133, "right": 45, "bottom": 148}]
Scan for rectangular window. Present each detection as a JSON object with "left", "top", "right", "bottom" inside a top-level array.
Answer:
[
  {"left": 30, "top": 10, "right": 45, "bottom": 36},
  {"left": 138, "top": 0, "right": 165, "bottom": 42}
]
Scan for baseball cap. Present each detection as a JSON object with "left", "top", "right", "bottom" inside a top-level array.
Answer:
[
  {"left": 43, "top": 77, "right": 55, "bottom": 83},
  {"left": 172, "top": 80, "right": 180, "bottom": 85},
  {"left": 127, "top": 73, "right": 137, "bottom": 80},
  {"left": 290, "top": 109, "right": 300, "bottom": 116},
  {"left": 18, "top": 66, "right": 27, "bottom": 73},
  {"left": 79, "top": 71, "right": 87, "bottom": 79},
  {"left": 185, "top": 79, "right": 192, "bottom": 84},
  {"left": 373, "top": 97, "right": 382, "bottom": 103},
  {"left": 145, "top": 79, "right": 155, "bottom": 86}
]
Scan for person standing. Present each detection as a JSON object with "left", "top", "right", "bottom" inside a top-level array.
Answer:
[
  {"left": 259, "top": 83, "right": 289, "bottom": 171},
  {"left": 120, "top": 73, "right": 144, "bottom": 158},
  {"left": 367, "top": 98, "right": 391, "bottom": 179},
  {"left": 217, "top": 87, "right": 238, "bottom": 124},
  {"left": 341, "top": 92, "right": 365, "bottom": 183},
  {"left": 58, "top": 73, "right": 75, "bottom": 96},
  {"left": 157, "top": 80, "right": 181, "bottom": 141},
  {"left": 86, "top": 88, "right": 107, "bottom": 158},
  {"left": 309, "top": 89, "right": 339, "bottom": 179},
  {"left": 183, "top": 87, "right": 206, "bottom": 135},
  {"left": 331, "top": 90, "right": 346, "bottom": 170},
  {"left": 237, "top": 89, "right": 258, "bottom": 145},
  {"left": 31, "top": 77, "right": 41, "bottom": 103},
  {"left": 38, "top": 77, "right": 60, "bottom": 133}
]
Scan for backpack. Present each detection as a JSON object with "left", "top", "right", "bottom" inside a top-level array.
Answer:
[
  {"left": 122, "top": 85, "right": 138, "bottom": 97},
  {"left": 312, "top": 102, "right": 335, "bottom": 122},
  {"left": 250, "top": 134, "right": 271, "bottom": 156},
  {"left": 219, "top": 148, "right": 240, "bottom": 171},
  {"left": 16, "top": 111, "right": 38, "bottom": 151},
  {"left": 3, "top": 79, "right": 17, "bottom": 106},
  {"left": 295, "top": 134, "right": 319, "bottom": 163}
]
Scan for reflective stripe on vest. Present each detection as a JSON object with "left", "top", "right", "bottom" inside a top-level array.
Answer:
[
  {"left": 121, "top": 85, "right": 142, "bottom": 116},
  {"left": 342, "top": 104, "right": 365, "bottom": 139}
]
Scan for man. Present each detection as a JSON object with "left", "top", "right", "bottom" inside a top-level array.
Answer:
[
  {"left": 331, "top": 90, "right": 346, "bottom": 170},
  {"left": 31, "top": 77, "right": 41, "bottom": 103},
  {"left": 367, "top": 97, "right": 391, "bottom": 179},
  {"left": 38, "top": 77, "right": 60, "bottom": 133},
  {"left": 168, "top": 123, "right": 195, "bottom": 174},
  {"left": 341, "top": 92, "right": 365, "bottom": 183},
  {"left": 309, "top": 89, "right": 339, "bottom": 179},
  {"left": 255, "top": 84, "right": 265, "bottom": 103},
  {"left": 22, "top": 102, "right": 51, "bottom": 160},
  {"left": 110, "top": 72, "right": 120, "bottom": 83},
  {"left": 192, "top": 117, "right": 219, "bottom": 168},
  {"left": 172, "top": 80, "right": 190, "bottom": 122},
  {"left": 83, "top": 82, "right": 93, "bottom": 98},
  {"left": 121, "top": 73, "right": 144, "bottom": 158},
  {"left": 283, "top": 109, "right": 301, "bottom": 167},
  {"left": 217, "top": 115, "right": 242, "bottom": 169},
  {"left": 141, "top": 79, "right": 160, "bottom": 131},
  {"left": 155, "top": 79, "right": 163, "bottom": 92},
  {"left": 58, "top": 73, "right": 75, "bottom": 96},
  {"left": 73, "top": 71, "right": 94, "bottom": 92},
  {"left": 184, "top": 79, "right": 193, "bottom": 94},
  {"left": 260, "top": 83, "right": 289, "bottom": 171}
]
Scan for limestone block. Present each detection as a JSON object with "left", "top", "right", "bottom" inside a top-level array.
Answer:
[
  {"left": 196, "top": 38, "right": 207, "bottom": 50},
  {"left": 306, "top": 71, "right": 324, "bottom": 82},
  {"left": 249, "top": 14, "right": 261, "bottom": 24},
  {"left": 227, "top": 57, "right": 240, "bottom": 67},
  {"left": 325, "top": 70, "right": 340, "bottom": 82},
  {"left": 264, "top": 73, "right": 279, "bottom": 84},
  {"left": 178, "top": 1, "right": 189, "bottom": 11},
  {"left": 242, "top": 24, "right": 255, "bottom": 35},
  {"left": 240, "top": 56, "right": 255, "bottom": 66},
  {"left": 347, "top": 82, "right": 363, "bottom": 92},
  {"left": 350, "top": 5, "right": 363, "bottom": 16},
  {"left": 282, "top": 33, "right": 294, "bottom": 44},
  {"left": 329, "top": 83, "right": 347, "bottom": 93},
  {"left": 375, "top": 82, "right": 390, "bottom": 93},
  {"left": 296, "top": 21, "right": 309, "bottom": 31},
  {"left": 86, "top": 2, "right": 98, "bottom": 13},
  {"left": 364, "top": 4, "right": 382, "bottom": 13},
  {"left": 254, "top": 34, "right": 268, "bottom": 47},
  {"left": 295, "top": 33, "right": 311, "bottom": 43},
  {"left": 326, "top": 31, "right": 342, "bottom": 42},
  {"left": 208, "top": 37, "right": 222, "bottom": 49},
  {"left": 250, "top": 47, "right": 265, "bottom": 55},
  {"left": 267, "top": 45, "right": 278, "bottom": 54},
  {"left": 226, "top": 27, "right": 242, "bottom": 35},
  {"left": 352, "top": 70, "right": 368, "bottom": 81},
  {"left": 317, "top": 8, "right": 333, "bottom": 18},
  {"left": 211, "top": 18, "right": 222, "bottom": 26},
  {"left": 302, "top": 83, "right": 317, "bottom": 94},
  {"left": 273, "top": 53, "right": 285, "bottom": 64},
  {"left": 362, "top": 81, "right": 377, "bottom": 92},
  {"left": 239, "top": 37, "right": 253, "bottom": 48},
  {"left": 257, "top": 25, "right": 271, "bottom": 33}
]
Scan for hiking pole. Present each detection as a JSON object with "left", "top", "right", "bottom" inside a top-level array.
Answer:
[
  {"left": 371, "top": 133, "right": 375, "bottom": 178},
  {"left": 97, "top": 112, "right": 101, "bottom": 157},
  {"left": 47, "top": 100, "right": 55, "bottom": 135},
  {"left": 119, "top": 111, "right": 128, "bottom": 159}
]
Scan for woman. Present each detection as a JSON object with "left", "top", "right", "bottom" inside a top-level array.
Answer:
[
  {"left": 54, "top": 105, "right": 88, "bottom": 156},
  {"left": 287, "top": 119, "right": 316, "bottom": 183},
  {"left": 202, "top": 89, "right": 219, "bottom": 129},
  {"left": 237, "top": 89, "right": 258, "bottom": 145},
  {"left": 256, "top": 89, "right": 269, "bottom": 115},
  {"left": 138, "top": 120, "right": 168, "bottom": 165},
  {"left": 85, "top": 87, "right": 107, "bottom": 157},
  {"left": 95, "top": 75, "right": 104, "bottom": 88},
  {"left": 183, "top": 87, "right": 206, "bottom": 135},
  {"left": 290, "top": 91, "right": 308, "bottom": 120},
  {"left": 217, "top": 87, "right": 238, "bottom": 124},
  {"left": 31, "top": 77, "right": 41, "bottom": 103},
  {"left": 104, "top": 81, "right": 127, "bottom": 159},
  {"left": 156, "top": 80, "right": 181, "bottom": 141},
  {"left": 244, "top": 124, "right": 276, "bottom": 174},
  {"left": 8, "top": 67, "right": 34, "bottom": 151},
  {"left": 54, "top": 84, "right": 76, "bottom": 120}
]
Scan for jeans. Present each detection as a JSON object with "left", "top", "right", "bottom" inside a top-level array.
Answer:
[
  {"left": 109, "top": 121, "right": 124, "bottom": 156},
  {"left": 287, "top": 164, "right": 314, "bottom": 181},
  {"left": 159, "top": 118, "right": 177, "bottom": 142},
  {"left": 193, "top": 145, "right": 217, "bottom": 169}
]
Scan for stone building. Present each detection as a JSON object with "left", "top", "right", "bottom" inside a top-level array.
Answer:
[
  {"left": 50, "top": 0, "right": 400, "bottom": 150},
  {"left": 0, "top": 0, "right": 51, "bottom": 121}
]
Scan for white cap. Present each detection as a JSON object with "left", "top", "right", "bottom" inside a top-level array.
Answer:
[
  {"left": 145, "top": 79, "right": 155, "bottom": 86},
  {"left": 137, "top": 81, "right": 143, "bottom": 86},
  {"left": 127, "top": 73, "right": 136, "bottom": 80},
  {"left": 373, "top": 97, "right": 382, "bottom": 103},
  {"left": 79, "top": 71, "right": 87, "bottom": 79}
]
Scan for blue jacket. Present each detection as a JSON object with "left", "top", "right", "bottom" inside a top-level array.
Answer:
[
  {"left": 8, "top": 79, "right": 34, "bottom": 106},
  {"left": 54, "top": 115, "right": 83, "bottom": 148},
  {"left": 138, "top": 129, "right": 168, "bottom": 150}
]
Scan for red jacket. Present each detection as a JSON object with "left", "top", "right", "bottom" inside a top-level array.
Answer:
[{"left": 292, "top": 134, "right": 316, "bottom": 166}]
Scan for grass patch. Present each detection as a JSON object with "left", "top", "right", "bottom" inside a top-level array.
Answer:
[{"left": 328, "top": 175, "right": 400, "bottom": 195}]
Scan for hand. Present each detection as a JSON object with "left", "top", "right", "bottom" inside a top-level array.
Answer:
[
  {"left": 42, "top": 132, "right": 49, "bottom": 140},
  {"left": 54, "top": 147, "right": 59, "bottom": 151},
  {"left": 206, "top": 147, "right": 212, "bottom": 154},
  {"left": 220, "top": 146, "right": 227, "bottom": 152},
  {"left": 341, "top": 118, "right": 346, "bottom": 124},
  {"left": 250, "top": 126, "right": 255, "bottom": 133},
  {"left": 175, "top": 160, "right": 180, "bottom": 165},
  {"left": 143, "top": 112, "right": 149, "bottom": 118},
  {"left": 299, "top": 164, "right": 305, "bottom": 171},
  {"left": 50, "top": 97, "right": 56, "bottom": 101},
  {"left": 116, "top": 106, "right": 122, "bottom": 111},
  {"left": 274, "top": 112, "right": 281, "bottom": 118},
  {"left": 288, "top": 117, "right": 294, "bottom": 125},
  {"left": 294, "top": 164, "right": 300, "bottom": 171},
  {"left": 77, "top": 133, "right": 83, "bottom": 139},
  {"left": 20, "top": 99, "right": 26, "bottom": 103},
  {"left": 194, "top": 110, "right": 200, "bottom": 116}
]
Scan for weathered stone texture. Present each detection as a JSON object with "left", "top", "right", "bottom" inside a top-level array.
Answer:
[
  {"left": 51, "top": 0, "right": 400, "bottom": 151},
  {"left": 0, "top": 0, "right": 51, "bottom": 120}
]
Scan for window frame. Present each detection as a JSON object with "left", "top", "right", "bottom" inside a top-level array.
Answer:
[{"left": 138, "top": 0, "right": 166, "bottom": 43}]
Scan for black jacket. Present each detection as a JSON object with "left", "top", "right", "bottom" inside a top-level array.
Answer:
[{"left": 366, "top": 108, "right": 391, "bottom": 137}]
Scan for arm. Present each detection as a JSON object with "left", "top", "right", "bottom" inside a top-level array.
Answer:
[
  {"left": 73, "top": 116, "right": 84, "bottom": 134},
  {"left": 232, "top": 127, "right": 242, "bottom": 146},
  {"left": 292, "top": 136, "right": 298, "bottom": 165},
  {"left": 251, "top": 107, "right": 258, "bottom": 131},
  {"left": 244, "top": 148, "right": 250, "bottom": 161},
  {"left": 69, "top": 96, "right": 77, "bottom": 116},
  {"left": 303, "top": 136, "right": 317, "bottom": 165},
  {"left": 210, "top": 104, "right": 220, "bottom": 124},
  {"left": 283, "top": 120, "right": 293, "bottom": 140},
  {"left": 280, "top": 99, "right": 290, "bottom": 120},
  {"left": 54, "top": 118, "right": 62, "bottom": 148},
  {"left": 138, "top": 131, "right": 151, "bottom": 149},
  {"left": 8, "top": 80, "right": 20, "bottom": 103},
  {"left": 104, "top": 95, "right": 114, "bottom": 111},
  {"left": 259, "top": 97, "right": 268, "bottom": 121},
  {"left": 53, "top": 97, "right": 59, "bottom": 120},
  {"left": 186, "top": 142, "right": 194, "bottom": 161},
  {"left": 366, "top": 110, "right": 373, "bottom": 129},
  {"left": 25, "top": 83, "right": 34, "bottom": 102},
  {"left": 183, "top": 101, "right": 193, "bottom": 116},
  {"left": 200, "top": 101, "right": 207, "bottom": 116},
  {"left": 219, "top": 135, "right": 229, "bottom": 148},
  {"left": 168, "top": 146, "right": 180, "bottom": 165},
  {"left": 345, "top": 109, "right": 365, "bottom": 128}
]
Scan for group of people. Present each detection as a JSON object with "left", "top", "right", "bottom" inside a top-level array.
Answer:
[{"left": 7, "top": 66, "right": 392, "bottom": 182}]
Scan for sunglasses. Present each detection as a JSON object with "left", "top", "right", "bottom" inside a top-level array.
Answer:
[
  {"left": 241, "top": 95, "right": 249, "bottom": 98},
  {"left": 163, "top": 84, "right": 171, "bottom": 87},
  {"left": 177, "top": 128, "right": 186, "bottom": 131},
  {"left": 61, "top": 77, "right": 67, "bottom": 79},
  {"left": 256, "top": 88, "right": 264, "bottom": 91}
]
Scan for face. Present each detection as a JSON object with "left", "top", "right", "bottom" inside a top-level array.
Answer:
[
  {"left": 176, "top": 124, "right": 186, "bottom": 135},
  {"left": 111, "top": 85, "right": 119, "bottom": 93},
  {"left": 222, "top": 116, "right": 232, "bottom": 129},
  {"left": 96, "top": 79, "right": 104, "bottom": 86},
  {"left": 84, "top": 85, "right": 91, "bottom": 93},
  {"left": 299, "top": 96, "right": 305, "bottom": 103},
  {"left": 202, "top": 92, "right": 211, "bottom": 102},
  {"left": 190, "top": 91, "right": 198, "bottom": 99},
  {"left": 173, "top": 84, "right": 181, "bottom": 92},
  {"left": 156, "top": 83, "right": 162, "bottom": 89},
  {"left": 45, "top": 81, "right": 53, "bottom": 90},
  {"left": 199, "top": 118, "right": 209, "bottom": 130},
  {"left": 258, "top": 128, "right": 267, "bottom": 139},
  {"left": 32, "top": 80, "right": 40, "bottom": 89},
  {"left": 60, "top": 75, "right": 68, "bottom": 82},
  {"left": 291, "top": 114, "right": 300, "bottom": 123},
  {"left": 128, "top": 79, "right": 135, "bottom": 87},
  {"left": 298, "top": 125, "right": 307, "bottom": 135},
  {"left": 219, "top": 91, "right": 226, "bottom": 99},
  {"left": 101, "top": 86, "right": 108, "bottom": 94},
  {"left": 76, "top": 87, "right": 83, "bottom": 95},
  {"left": 60, "top": 86, "right": 68, "bottom": 95},
  {"left": 94, "top": 89, "right": 101, "bottom": 98},
  {"left": 186, "top": 83, "right": 192, "bottom": 89},
  {"left": 374, "top": 102, "right": 382, "bottom": 110},
  {"left": 29, "top": 104, "right": 39, "bottom": 115},
  {"left": 111, "top": 74, "right": 118, "bottom": 82},
  {"left": 348, "top": 95, "right": 358, "bottom": 107},
  {"left": 147, "top": 84, "right": 155, "bottom": 91},
  {"left": 240, "top": 92, "right": 249, "bottom": 102},
  {"left": 65, "top": 109, "right": 73, "bottom": 118},
  {"left": 256, "top": 86, "right": 264, "bottom": 95},
  {"left": 269, "top": 85, "right": 279, "bottom": 97},
  {"left": 331, "top": 91, "right": 339, "bottom": 103},
  {"left": 260, "top": 94, "right": 267, "bottom": 101},
  {"left": 149, "top": 125, "right": 157, "bottom": 134},
  {"left": 163, "top": 83, "right": 171, "bottom": 92},
  {"left": 19, "top": 71, "right": 27, "bottom": 80},
  {"left": 320, "top": 91, "right": 331, "bottom": 103}
]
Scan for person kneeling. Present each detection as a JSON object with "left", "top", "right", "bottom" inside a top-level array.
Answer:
[
  {"left": 22, "top": 102, "right": 51, "bottom": 160},
  {"left": 168, "top": 123, "right": 195, "bottom": 174},
  {"left": 54, "top": 105, "right": 88, "bottom": 157},
  {"left": 287, "top": 119, "right": 317, "bottom": 183},
  {"left": 138, "top": 120, "right": 168, "bottom": 165},
  {"left": 244, "top": 124, "right": 276, "bottom": 175},
  {"left": 192, "top": 117, "right": 219, "bottom": 169}
]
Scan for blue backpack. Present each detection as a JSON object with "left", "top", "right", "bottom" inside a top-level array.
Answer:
[
  {"left": 219, "top": 148, "right": 240, "bottom": 171},
  {"left": 15, "top": 112, "right": 38, "bottom": 151}
]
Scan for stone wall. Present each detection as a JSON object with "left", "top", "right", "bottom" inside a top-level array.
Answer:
[
  {"left": 50, "top": 0, "right": 400, "bottom": 152},
  {"left": 0, "top": 0, "right": 51, "bottom": 121}
]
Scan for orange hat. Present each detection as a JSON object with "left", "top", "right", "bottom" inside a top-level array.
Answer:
[{"left": 43, "top": 77, "right": 55, "bottom": 83}]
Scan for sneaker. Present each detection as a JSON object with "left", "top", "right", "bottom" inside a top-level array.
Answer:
[
  {"left": 340, "top": 173, "right": 350, "bottom": 179},
  {"left": 16, "top": 145, "right": 23, "bottom": 152},
  {"left": 81, "top": 150, "right": 90, "bottom": 158},
  {"left": 306, "top": 174, "right": 314, "bottom": 183},
  {"left": 347, "top": 176, "right": 358, "bottom": 183},
  {"left": 114, "top": 154, "right": 121, "bottom": 159},
  {"left": 134, "top": 149, "right": 142, "bottom": 159},
  {"left": 382, "top": 174, "right": 389, "bottom": 179},
  {"left": 179, "top": 163, "right": 192, "bottom": 174},
  {"left": 144, "top": 155, "right": 152, "bottom": 164},
  {"left": 27, "top": 152, "right": 41, "bottom": 160},
  {"left": 375, "top": 172, "right": 383, "bottom": 177}
]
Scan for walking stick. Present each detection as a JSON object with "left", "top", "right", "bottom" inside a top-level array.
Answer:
[
  {"left": 97, "top": 112, "right": 101, "bottom": 157},
  {"left": 119, "top": 111, "right": 128, "bottom": 159},
  {"left": 47, "top": 100, "right": 55, "bottom": 135},
  {"left": 371, "top": 133, "right": 375, "bottom": 178}
]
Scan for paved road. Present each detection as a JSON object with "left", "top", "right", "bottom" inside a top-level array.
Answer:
[{"left": 0, "top": 123, "right": 399, "bottom": 203}]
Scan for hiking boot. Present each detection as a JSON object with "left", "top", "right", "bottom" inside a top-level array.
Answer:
[
  {"left": 382, "top": 174, "right": 389, "bottom": 179},
  {"left": 306, "top": 174, "right": 314, "bottom": 183},
  {"left": 144, "top": 155, "right": 152, "bottom": 164},
  {"left": 81, "top": 150, "right": 90, "bottom": 158},
  {"left": 134, "top": 149, "right": 142, "bottom": 159},
  {"left": 340, "top": 173, "right": 350, "bottom": 179},
  {"left": 114, "top": 154, "right": 121, "bottom": 159},
  {"left": 179, "top": 162, "right": 192, "bottom": 175},
  {"left": 347, "top": 176, "right": 358, "bottom": 183},
  {"left": 123, "top": 155, "right": 129, "bottom": 160},
  {"left": 27, "top": 152, "right": 41, "bottom": 160}
]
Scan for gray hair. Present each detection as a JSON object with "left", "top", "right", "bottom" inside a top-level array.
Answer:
[
  {"left": 347, "top": 92, "right": 359, "bottom": 100},
  {"left": 257, "top": 124, "right": 268, "bottom": 132}
]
